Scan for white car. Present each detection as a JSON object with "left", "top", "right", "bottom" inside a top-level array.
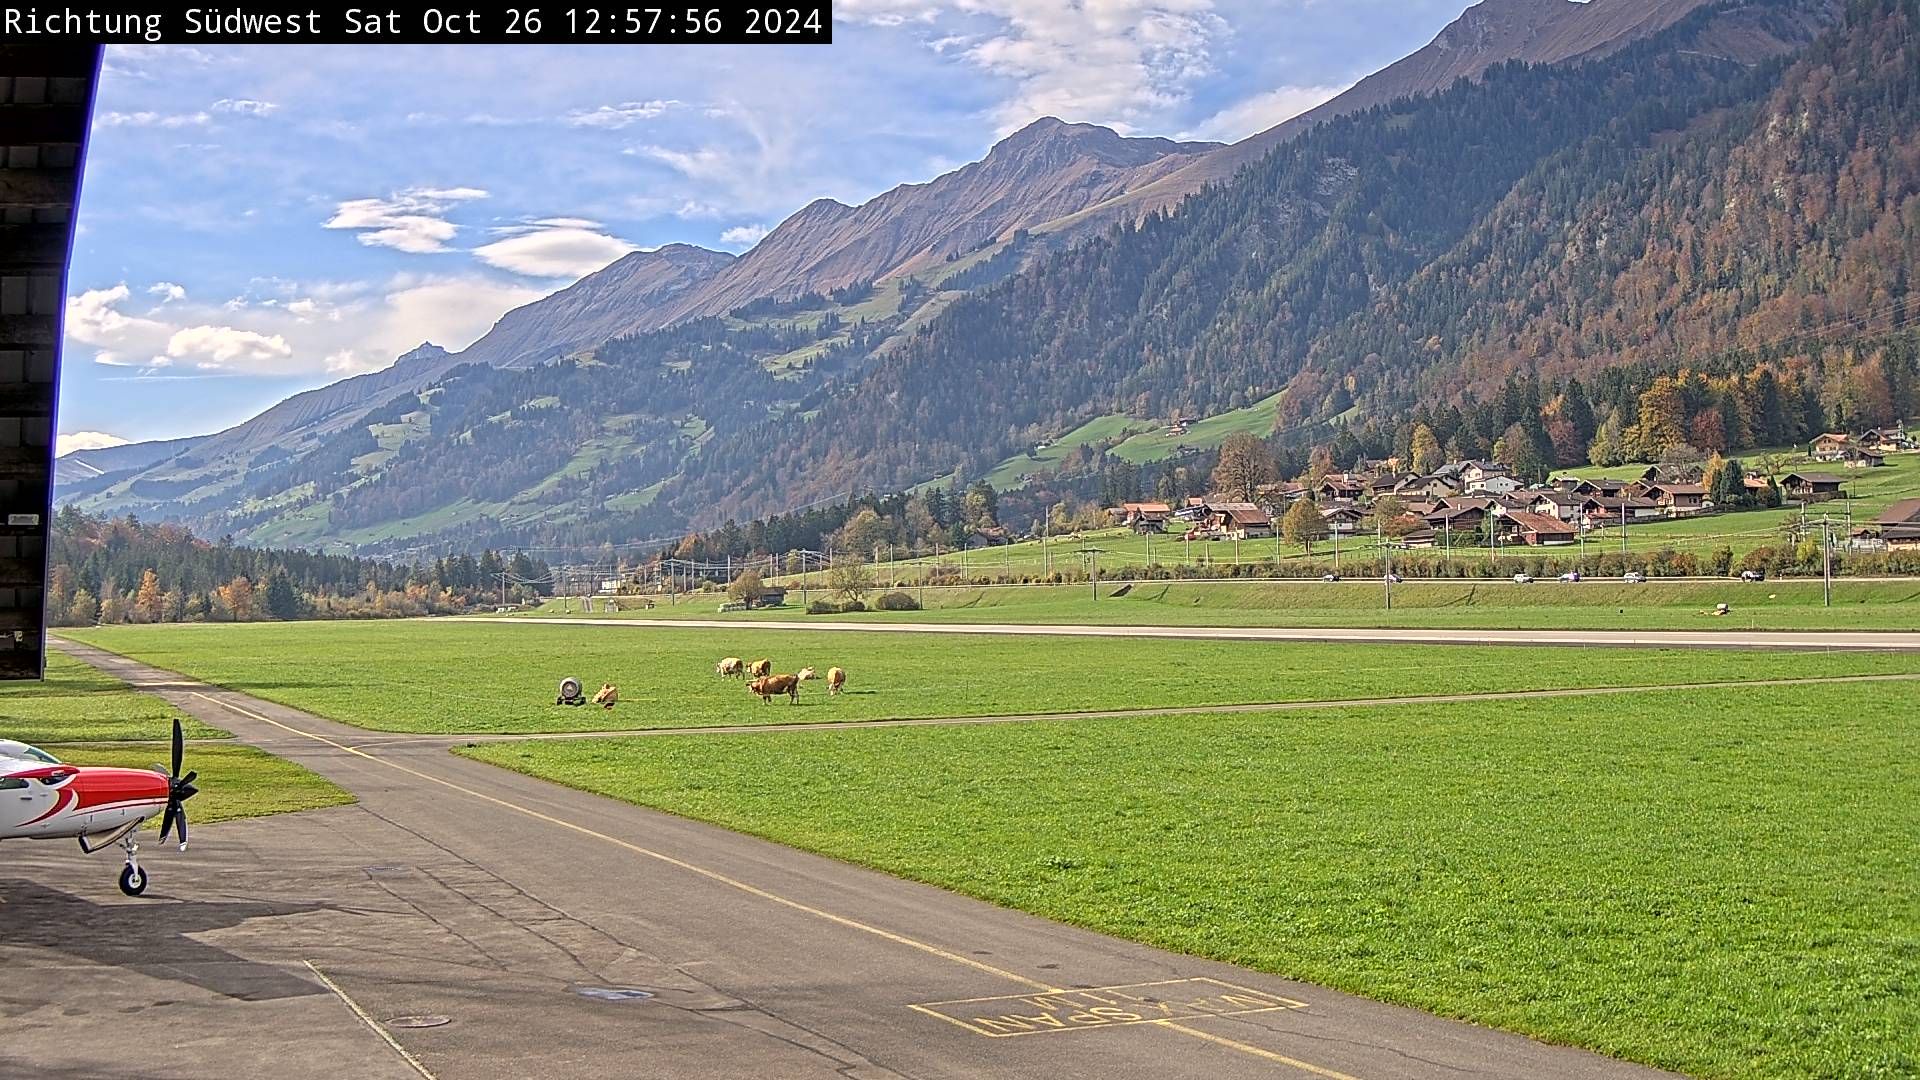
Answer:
[
  {"left": 1624, "top": 571, "right": 1646, "bottom": 584},
  {"left": 1384, "top": 572, "right": 1403, "bottom": 583},
  {"left": 1512, "top": 573, "right": 1533, "bottom": 584},
  {"left": 1559, "top": 571, "right": 1581, "bottom": 582}
]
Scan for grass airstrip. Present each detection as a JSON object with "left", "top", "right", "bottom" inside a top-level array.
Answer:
[
  {"left": 529, "top": 577, "right": 1920, "bottom": 632},
  {"left": 2, "top": 651, "right": 351, "bottom": 822},
  {"left": 46, "top": 618, "right": 1920, "bottom": 1078},
  {"left": 57, "top": 619, "right": 1920, "bottom": 734}
]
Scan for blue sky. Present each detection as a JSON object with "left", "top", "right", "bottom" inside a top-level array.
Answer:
[{"left": 59, "top": 0, "right": 1477, "bottom": 453}]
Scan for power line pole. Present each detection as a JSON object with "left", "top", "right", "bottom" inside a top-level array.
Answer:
[{"left": 1823, "top": 514, "right": 1833, "bottom": 608}]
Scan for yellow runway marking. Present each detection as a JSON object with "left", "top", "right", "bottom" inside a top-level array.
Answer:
[
  {"left": 305, "top": 959, "right": 438, "bottom": 1080},
  {"left": 199, "top": 689, "right": 1357, "bottom": 1077},
  {"left": 910, "top": 977, "right": 1307, "bottom": 1037}
]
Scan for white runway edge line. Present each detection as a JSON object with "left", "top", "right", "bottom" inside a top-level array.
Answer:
[{"left": 456, "top": 616, "right": 1920, "bottom": 652}]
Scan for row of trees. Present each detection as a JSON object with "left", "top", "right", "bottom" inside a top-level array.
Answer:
[{"left": 47, "top": 508, "right": 550, "bottom": 626}]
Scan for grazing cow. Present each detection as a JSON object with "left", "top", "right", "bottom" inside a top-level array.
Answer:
[
  {"left": 826, "top": 667, "right": 846, "bottom": 696},
  {"left": 747, "top": 658, "right": 772, "bottom": 679},
  {"left": 591, "top": 683, "right": 619, "bottom": 709},
  {"left": 753, "top": 668, "right": 815, "bottom": 705},
  {"left": 716, "top": 656, "right": 744, "bottom": 678}
]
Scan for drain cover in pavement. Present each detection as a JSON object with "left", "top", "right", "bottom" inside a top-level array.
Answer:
[
  {"left": 572, "top": 986, "right": 655, "bottom": 1002},
  {"left": 385, "top": 1015, "right": 451, "bottom": 1029}
]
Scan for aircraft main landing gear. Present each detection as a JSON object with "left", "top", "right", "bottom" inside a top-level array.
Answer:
[{"left": 118, "top": 834, "right": 147, "bottom": 896}]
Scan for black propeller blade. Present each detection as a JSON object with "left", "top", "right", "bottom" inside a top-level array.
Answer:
[{"left": 158, "top": 716, "right": 199, "bottom": 850}]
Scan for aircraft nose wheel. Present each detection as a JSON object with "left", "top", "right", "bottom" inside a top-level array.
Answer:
[{"left": 118, "top": 835, "right": 147, "bottom": 896}]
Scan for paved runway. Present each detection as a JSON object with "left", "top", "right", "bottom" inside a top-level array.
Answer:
[
  {"left": 471, "top": 615, "right": 1920, "bottom": 651},
  {"left": 7, "top": 641, "right": 1681, "bottom": 1080}
]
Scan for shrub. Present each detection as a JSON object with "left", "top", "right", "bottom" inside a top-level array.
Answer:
[{"left": 874, "top": 590, "right": 921, "bottom": 611}]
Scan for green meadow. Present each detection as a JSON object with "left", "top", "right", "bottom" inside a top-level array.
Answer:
[
  {"left": 534, "top": 577, "right": 1920, "bottom": 632},
  {"left": 57, "top": 620, "right": 1920, "bottom": 735},
  {"left": 465, "top": 680, "right": 1919, "bottom": 1080}
]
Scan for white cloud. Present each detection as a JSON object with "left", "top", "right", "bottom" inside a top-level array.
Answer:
[
  {"left": 98, "top": 110, "right": 210, "bottom": 128},
  {"left": 473, "top": 225, "right": 637, "bottom": 278},
  {"left": 147, "top": 282, "right": 186, "bottom": 303},
  {"left": 67, "top": 274, "right": 546, "bottom": 380},
  {"left": 67, "top": 286, "right": 172, "bottom": 362},
  {"left": 530, "top": 217, "right": 602, "bottom": 229},
  {"left": 674, "top": 200, "right": 727, "bottom": 220},
  {"left": 566, "top": 99, "right": 680, "bottom": 128},
  {"left": 56, "top": 431, "right": 129, "bottom": 457},
  {"left": 843, "top": 0, "right": 1227, "bottom": 135},
  {"left": 323, "top": 186, "right": 489, "bottom": 254},
  {"left": 164, "top": 325, "right": 294, "bottom": 369},
  {"left": 211, "top": 97, "right": 277, "bottom": 116},
  {"left": 1181, "top": 83, "right": 1346, "bottom": 142},
  {"left": 719, "top": 224, "right": 770, "bottom": 249}
]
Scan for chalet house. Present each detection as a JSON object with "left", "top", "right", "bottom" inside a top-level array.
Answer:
[
  {"left": 1781, "top": 472, "right": 1847, "bottom": 500},
  {"left": 1255, "top": 481, "right": 1309, "bottom": 506},
  {"left": 1321, "top": 504, "right": 1367, "bottom": 535},
  {"left": 1642, "top": 482, "right": 1707, "bottom": 516},
  {"left": 1118, "top": 502, "right": 1174, "bottom": 532},
  {"left": 1204, "top": 501, "right": 1274, "bottom": 539},
  {"left": 1862, "top": 427, "right": 1915, "bottom": 452},
  {"left": 1811, "top": 433, "right": 1853, "bottom": 460},
  {"left": 1872, "top": 498, "right": 1920, "bottom": 550},
  {"left": 1580, "top": 496, "right": 1662, "bottom": 530},
  {"left": 1424, "top": 501, "right": 1490, "bottom": 534},
  {"left": 1639, "top": 463, "right": 1705, "bottom": 485},
  {"left": 1559, "top": 476, "right": 1631, "bottom": 498},
  {"left": 1470, "top": 473, "right": 1524, "bottom": 496},
  {"left": 1174, "top": 497, "right": 1211, "bottom": 522},
  {"left": 1529, "top": 490, "right": 1588, "bottom": 522},
  {"left": 1841, "top": 447, "right": 1887, "bottom": 469},
  {"left": 1367, "top": 473, "right": 1412, "bottom": 498},
  {"left": 1501, "top": 510, "right": 1579, "bottom": 546},
  {"left": 1461, "top": 461, "right": 1509, "bottom": 486},
  {"left": 1317, "top": 474, "right": 1365, "bottom": 503},
  {"left": 1402, "top": 473, "right": 1463, "bottom": 499}
]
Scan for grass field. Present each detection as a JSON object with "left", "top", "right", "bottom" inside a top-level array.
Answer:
[
  {"left": 0, "top": 652, "right": 230, "bottom": 744},
  {"left": 462, "top": 679, "right": 1918, "bottom": 1080},
  {"left": 541, "top": 577, "right": 1920, "bottom": 631},
  {"left": 57, "top": 620, "right": 1920, "bottom": 735}
]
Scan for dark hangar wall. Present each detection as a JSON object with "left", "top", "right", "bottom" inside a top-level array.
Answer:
[{"left": 0, "top": 45, "right": 99, "bottom": 679}]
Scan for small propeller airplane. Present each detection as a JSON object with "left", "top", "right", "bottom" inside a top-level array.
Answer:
[{"left": 0, "top": 716, "right": 200, "bottom": 896}]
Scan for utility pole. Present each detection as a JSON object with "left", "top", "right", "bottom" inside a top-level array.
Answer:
[
  {"left": 1089, "top": 549, "right": 1099, "bottom": 602},
  {"left": 1333, "top": 524, "right": 1340, "bottom": 572},
  {"left": 1823, "top": 514, "right": 1833, "bottom": 608},
  {"left": 1380, "top": 520, "right": 1392, "bottom": 611}
]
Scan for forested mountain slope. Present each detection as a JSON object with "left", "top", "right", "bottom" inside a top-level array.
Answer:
[{"left": 666, "top": 0, "right": 1849, "bottom": 523}]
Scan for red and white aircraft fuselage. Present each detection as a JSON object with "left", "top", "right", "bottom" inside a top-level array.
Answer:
[{"left": 1, "top": 729, "right": 197, "bottom": 895}]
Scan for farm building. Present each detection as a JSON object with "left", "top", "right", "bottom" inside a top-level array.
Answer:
[
  {"left": 1871, "top": 498, "right": 1920, "bottom": 551},
  {"left": 1780, "top": 472, "right": 1847, "bottom": 500},
  {"left": 1118, "top": 502, "right": 1174, "bottom": 531},
  {"left": 1207, "top": 502, "right": 1273, "bottom": 539},
  {"left": 1499, "top": 510, "right": 1579, "bottom": 546}
]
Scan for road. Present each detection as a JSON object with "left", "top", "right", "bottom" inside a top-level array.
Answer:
[
  {"left": 465, "top": 615, "right": 1920, "bottom": 651},
  {"left": 7, "top": 640, "right": 1682, "bottom": 1080}
]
